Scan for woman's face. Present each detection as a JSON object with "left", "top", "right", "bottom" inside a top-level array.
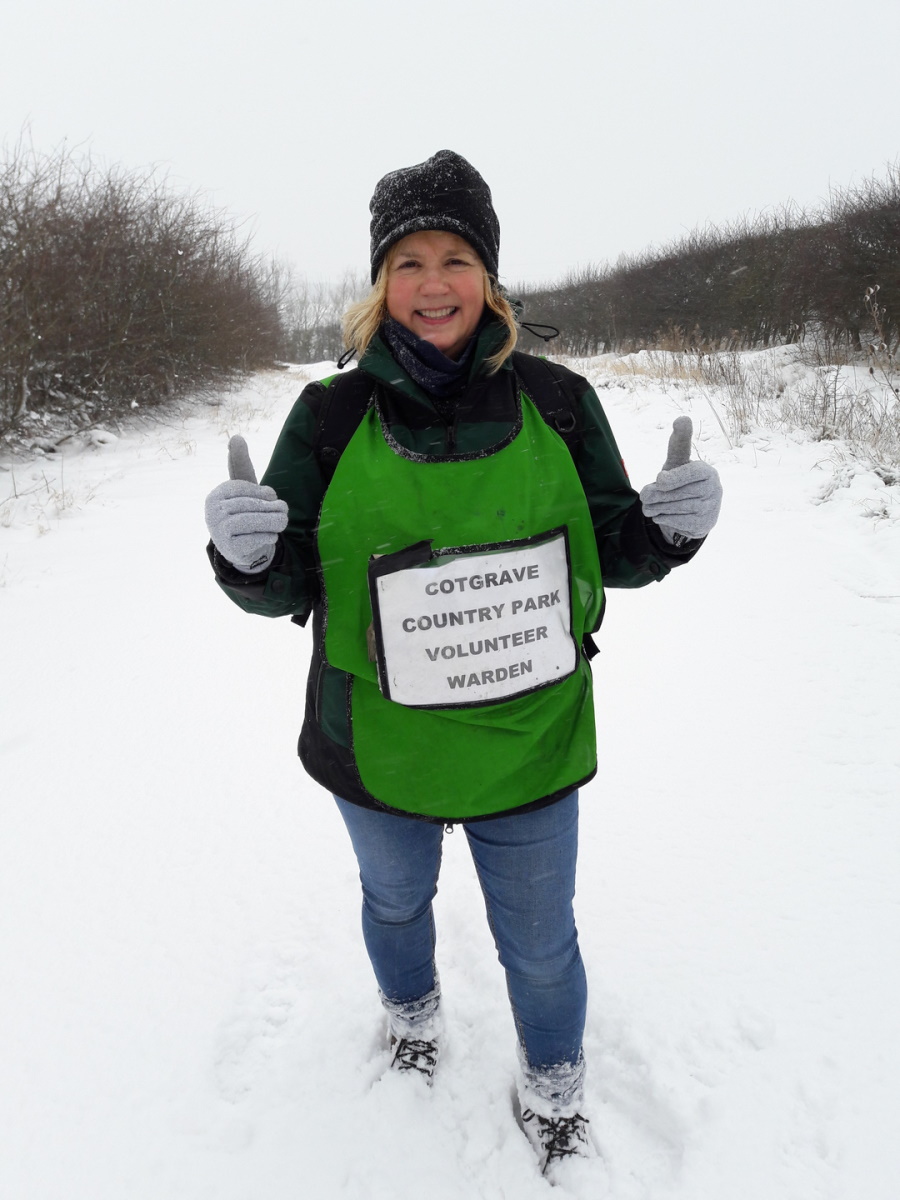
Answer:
[{"left": 385, "top": 230, "right": 486, "bottom": 359}]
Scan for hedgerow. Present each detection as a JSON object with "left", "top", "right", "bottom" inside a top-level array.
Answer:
[
  {"left": 0, "top": 140, "right": 282, "bottom": 444},
  {"left": 515, "top": 164, "right": 900, "bottom": 358}
]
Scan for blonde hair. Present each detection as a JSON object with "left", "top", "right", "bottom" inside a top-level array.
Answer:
[{"left": 342, "top": 245, "right": 518, "bottom": 373}]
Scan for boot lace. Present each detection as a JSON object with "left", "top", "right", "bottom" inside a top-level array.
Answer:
[
  {"left": 390, "top": 1037, "right": 438, "bottom": 1080},
  {"left": 522, "top": 1108, "right": 591, "bottom": 1174}
]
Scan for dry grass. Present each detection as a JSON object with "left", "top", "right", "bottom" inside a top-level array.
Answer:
[{"left": 582, "top": 341, "right": 900, "bottom": 473}]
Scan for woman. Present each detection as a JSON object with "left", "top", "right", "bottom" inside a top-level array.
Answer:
[{"left": 205, "top": 151, "right": 721, "bottom": 1177}]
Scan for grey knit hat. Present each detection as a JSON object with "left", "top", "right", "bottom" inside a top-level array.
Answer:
[{"left": 369, "top": 150, "right": 500, "bottom": 283}]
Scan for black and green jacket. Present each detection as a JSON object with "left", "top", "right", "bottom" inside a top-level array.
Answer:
[{"left": 209, "top": 324, "right": 701, "bottom": 819}]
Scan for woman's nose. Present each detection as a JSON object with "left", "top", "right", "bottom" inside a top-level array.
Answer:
[{"left": 420, "top": 267, "right": 450, "bottom": 292}]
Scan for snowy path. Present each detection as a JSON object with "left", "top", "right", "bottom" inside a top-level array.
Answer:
[{"left": 2, "top": 363, "right": 899, "bottom": 1199}]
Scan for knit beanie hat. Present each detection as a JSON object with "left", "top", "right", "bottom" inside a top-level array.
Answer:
[{"left": 369, "top": 150, "right": 500, "bottom": 283}]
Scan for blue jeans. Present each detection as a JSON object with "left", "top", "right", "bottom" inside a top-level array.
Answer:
[{"left": 334, "top": 792, "right": 587, "bottom": 1079}]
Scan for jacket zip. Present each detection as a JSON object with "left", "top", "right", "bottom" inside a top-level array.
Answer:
[{"left": 447, "top": 408, "right": 459, "bottom": 453}]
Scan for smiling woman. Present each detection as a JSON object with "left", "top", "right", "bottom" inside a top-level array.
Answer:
[
  {"left": 342, "top": 150, "right": 518, "bottom": 379},
  {"left": 203, "top": 149, "right": 723, "bottom": 1181},
  {"left": 385, "top": 231, "right": 485, "bottom": 359}
]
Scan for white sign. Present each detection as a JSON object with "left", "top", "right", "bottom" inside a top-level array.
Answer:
[{"left": 371, "top": 532, "right": 576, "bottom": 707}]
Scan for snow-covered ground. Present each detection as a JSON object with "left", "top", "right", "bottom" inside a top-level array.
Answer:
[{"left": 2, "top": 356, "right": 899, "bottom": 1199}]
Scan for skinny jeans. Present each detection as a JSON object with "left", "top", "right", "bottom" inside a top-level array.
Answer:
[{"left": 334, "top": 791, "right": 586, "bottom": 1074}]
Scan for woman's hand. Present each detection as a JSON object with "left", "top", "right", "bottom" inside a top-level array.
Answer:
[
  {"left": 204, "top": 436, "right": 288, "bottom": 572},
  {"left": 639, "top": 417, "right": 722, "bottom": 544}
]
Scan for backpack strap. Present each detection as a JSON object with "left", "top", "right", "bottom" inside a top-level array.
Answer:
[
  {"left": 511, "top": 351, "right": 583, "bottom": 461},
  {"left": 314, "top": 369, "right": 378, "bottom": 483}
]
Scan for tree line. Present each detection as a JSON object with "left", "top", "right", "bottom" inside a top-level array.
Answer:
[
  {"left": 514, "top": 165, "right": 900, "bottom": 358},
  {"left": 3, "top": 139, "right": 898, "bottom": 448}
]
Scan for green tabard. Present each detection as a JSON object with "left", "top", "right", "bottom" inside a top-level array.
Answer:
[{"left": 315, "top": 393, "right": 604, "bottom": 819}]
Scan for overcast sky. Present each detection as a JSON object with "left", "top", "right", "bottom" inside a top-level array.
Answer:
[{"left": 5, "top": 0, "right": 899, "bottom": 288}]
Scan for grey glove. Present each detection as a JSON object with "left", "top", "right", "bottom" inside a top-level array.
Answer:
[
  {"left": 639, "top": 416, "right": 722, "bottom": 544},
  {"left": 204, "top": 435, "right": 288, "bottom": 572}
]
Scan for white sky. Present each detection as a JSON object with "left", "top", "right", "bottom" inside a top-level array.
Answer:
[{"left": 5, "top": 0, "right": 899, "bottom": 288}]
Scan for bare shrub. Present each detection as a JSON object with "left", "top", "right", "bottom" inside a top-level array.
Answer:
[{"left": 0, "top": 137, "right": 283, "bottom": 445}]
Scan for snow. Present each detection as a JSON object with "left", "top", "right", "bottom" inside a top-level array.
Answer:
[{"left": 2, "top": 355, "right": 899, "bottom": 1199}]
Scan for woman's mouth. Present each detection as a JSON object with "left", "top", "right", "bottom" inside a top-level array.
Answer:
[{"left": 417, "top": 307, "right": 457, "bottom": 321}]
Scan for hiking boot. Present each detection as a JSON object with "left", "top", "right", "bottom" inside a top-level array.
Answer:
[
  {"left": 389, "top": 1035, "right": 440, "bottom": 1083},
  {"left": 381, "top": 982, "right": 442, "bottom": 1083},
  {"left": 520, "top": 1106, "right": 593, "bottom": 1177}
]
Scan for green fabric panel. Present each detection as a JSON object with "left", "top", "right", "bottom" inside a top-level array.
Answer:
[
  {"left": 350, "top": 663, "right": 597, "bottom": 820},
  {"left": 316, "top": 394, "right": 603, "bottom": 818}
]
